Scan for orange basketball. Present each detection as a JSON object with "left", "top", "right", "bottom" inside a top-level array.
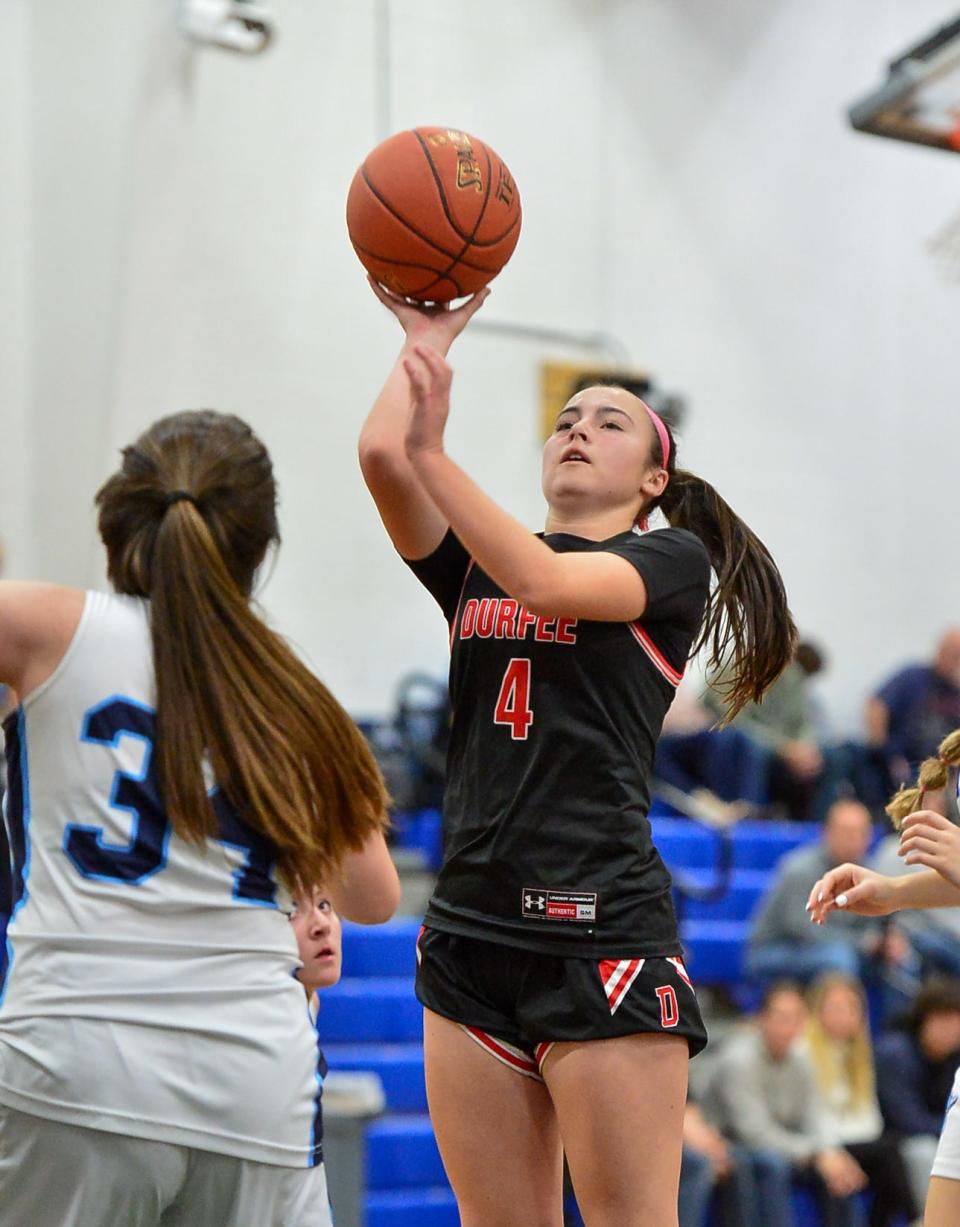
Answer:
[{"left": 346, "top": 127, "right": 522, "bottom": 303}]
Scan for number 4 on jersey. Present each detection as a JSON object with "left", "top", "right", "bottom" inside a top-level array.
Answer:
[{"left": 494, "top": 658, "right": 533, "bottom": 740}]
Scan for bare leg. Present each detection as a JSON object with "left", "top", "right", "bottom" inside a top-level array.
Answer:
[
  {"left": 543, "top": 1032, "right": 688, "bottom": 1227},
  {"left": 924, "top": 1175, "right": 960, "bottom": 1227},
  {"left": 423, "top": 1009, "right": 564, "bottom": 1227}
]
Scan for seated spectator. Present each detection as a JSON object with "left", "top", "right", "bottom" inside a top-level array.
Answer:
[
  {"left": 679, "top": 1099, "right": 754, "bottom": 1227},
  {"left": 702, "top": 982, "right": 866, "bottom": 1227},
  {"left": 747, "top": 800, "right": 913, "bottom": 995},
  {"left": 803, "top": 973, "right": 919, "bottom": 1226},
  {"left": 874, "top": 978, "right": 960, "bottom": 1217},
  {"left": 705, "top": 640, "right": 829, "bottom": 821},
  {"left": 290, "top": 887, "right": 343, "bottom": 1011},
  {"left": 654, "top": 679, "right": 770, "bottom": 816},
  {"left": 866, "top": 630, "right": 960, "bottom": 792}
]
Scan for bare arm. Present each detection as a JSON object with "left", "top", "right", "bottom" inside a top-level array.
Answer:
[
  {"left": 0, "top": 582, "right": 86, "bottom": 697},
  {"left": 326, "top": 831, "right": 400, "bottom": 925},
  {"left": 806, "top": 860, "right": 960, "bottom": 926},
  {"left": 403, "top": 345, "right": 651, "bottom": 621},
  {"left": 358, "top": 280, "right": 488, "bottom": 561},
  {"left": 412, "top": 449, "right": 648, "bottom": 619},
  {"left": 889, "top": 868, "right": 960, "bottom": 908}
]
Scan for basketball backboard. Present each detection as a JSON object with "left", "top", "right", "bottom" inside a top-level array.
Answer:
[{"left": 849, "top": 14, "right": 960, "bottom": 153}]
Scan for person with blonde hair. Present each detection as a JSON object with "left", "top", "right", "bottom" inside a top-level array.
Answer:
[
  {"left": 804, "top": 972, "right": 918, "bottom": 1226},
  {"left": 0, "top": 410, "right": 399, "bottom": 1227},
  {"left": 808, "top": 726, "right": 960, "bottom": 1227}
]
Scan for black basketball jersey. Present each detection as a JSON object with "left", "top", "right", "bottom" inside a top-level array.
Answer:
[{"left": 405, "top": 525, "right": 711, "bottom": 958}]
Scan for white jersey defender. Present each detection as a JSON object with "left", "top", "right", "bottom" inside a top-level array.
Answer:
[{"left": 0, "top": 591, "right": 325, "bottom": 1166}]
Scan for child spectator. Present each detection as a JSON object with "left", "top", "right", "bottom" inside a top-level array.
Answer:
[{"left": 291, "top": 889, "right": 343, "bottom": 1004}]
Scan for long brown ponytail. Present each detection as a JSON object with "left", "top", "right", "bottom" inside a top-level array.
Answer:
[
  {"left": 96, "top": 410, "right": 389, "bottom": 892},
  {"left": 644, "top": 413, "right": 797, "bottom": 720}
]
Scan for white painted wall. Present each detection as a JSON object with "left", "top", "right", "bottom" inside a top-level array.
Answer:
[
  {"left": 0, "top": 0, "right": 33, "bottom": 577},
  {"left": 4, "top": 0, "right": 960, "bottom": 730}
]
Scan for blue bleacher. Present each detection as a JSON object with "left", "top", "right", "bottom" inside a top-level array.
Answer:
[
  {"left": 319, "top": 979, "right": 421, "bottom": 1043},
  {"left": 389, "top": 809, "right": 444, "bottom": 870},
  {"left": 366, "top": 1187, "right": 459, "bottom": 1227},
  {"left": 651, "top": 814, "right": 818, "bottom": 870},
  {"left": 325, "top": 815, "right": 844, "bottom": 1225},
  {"left": 367, "top": 1115, "right": 446, "bottom": 1189},
  {"left": 321, "top": 1042, "right": 428, "bottom": 1113}
]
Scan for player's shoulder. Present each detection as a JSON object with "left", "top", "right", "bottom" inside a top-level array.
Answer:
[
  {"left": 67, "top": 589, "right": 147, "bottom": 647},
  {"left": 0, "top": 580, "right": 84, "bottom": 633},
  {"left": 0, "top": 582, "right": 86, "bottom": 689},
  {"left": 615, "top": 526, "right": 709, "bottom": 565}
]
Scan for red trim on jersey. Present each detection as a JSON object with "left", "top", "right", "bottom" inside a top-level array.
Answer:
[
  {"left": 534, "top": 1041, "right": 555, "bottom": 1073},
  {"left": 627, "top": 622, "right": 684, "bottom": 688},
  {"left": 461, "top": 1025, "right": 543, "bottom": 1080},
  {"left": 449, "top": 560, "right": 476, "bottom": 651},
  {"left": 599, "top": 957, "right": 646, "bottom": 1015},
  {"left": 666, "top": 956, "right": 695, "bottom": 993},
  {"left": 415, "top": 925, "right": 425, "bottom": 966}
]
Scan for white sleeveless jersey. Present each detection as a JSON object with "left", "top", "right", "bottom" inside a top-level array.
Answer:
[{"left": 0, "top": 591, "right": 325, "bottom": 1167}]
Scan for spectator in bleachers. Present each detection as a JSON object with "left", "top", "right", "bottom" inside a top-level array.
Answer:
[
  {"left": 678, "top": 1098, "right": 755, "bottom": 1227},
  {"left": 867, "top": 630, "right": 960, "bottom": 793},
  {"left": 803, "top": 973, "right": 919, "bottom": 1226},
  {"left": 704, "top": 640, "right": 829, "bottom": 821},
  {"left": 702, "top": 981, "right": 866, "bottom": 1227},
  {"left": 874, "top": 979, "right": 960, "bottom": 1217},
  {"left": 747, "top": 800, "right": 897, "bottom": 986},
  {"left": 654, "top": 679, "right": 768, "bottom": 819}
]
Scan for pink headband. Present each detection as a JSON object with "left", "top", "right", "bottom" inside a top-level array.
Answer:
[
  {"left": 637, "top": 402, "right": 670, "bottom": 533},
  {"left": 641, "top": 401, "right": 670, "bottom": 469}
]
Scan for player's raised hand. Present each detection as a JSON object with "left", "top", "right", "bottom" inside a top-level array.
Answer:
[
  {"left": 899, "top": 809, "right": 960, "bottom": 889},
  {"left": 806, "top": 862, "right": 898, "bottom": 925},
  {"left": 403, "top": 343, "right": 453, "bottom": 460},
  {"left": 369, "top": 276, "right": 489, "bottom": 353}
]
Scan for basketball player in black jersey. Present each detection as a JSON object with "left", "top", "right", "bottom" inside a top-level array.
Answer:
[{"left": 360, "top": 279, "right": 796, "bottom": 1227}]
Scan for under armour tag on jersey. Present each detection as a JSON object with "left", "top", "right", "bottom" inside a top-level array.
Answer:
[{"left": 522, "top": 888, "right": 597, "bottom": 922}]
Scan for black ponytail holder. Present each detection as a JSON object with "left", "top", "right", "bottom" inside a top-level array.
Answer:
[{"left": 163, "top": 490, "right": 201, "bottom": 512}]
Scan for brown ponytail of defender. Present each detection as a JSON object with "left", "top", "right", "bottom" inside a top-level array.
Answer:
[
  {"left": 96, "top": 410, "right": 389, "bottom": 892},
  {"left": 642, "top": 412, "right": 797, "bottom": 720}
]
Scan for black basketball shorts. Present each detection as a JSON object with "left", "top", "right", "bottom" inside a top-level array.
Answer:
[{"left": 415, "top": 926, "right": 708, "bottom": 1081}]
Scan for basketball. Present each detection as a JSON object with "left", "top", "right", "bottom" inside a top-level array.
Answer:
[{"left": 346, "top": 127, "right": 522, "bottom": 303}]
